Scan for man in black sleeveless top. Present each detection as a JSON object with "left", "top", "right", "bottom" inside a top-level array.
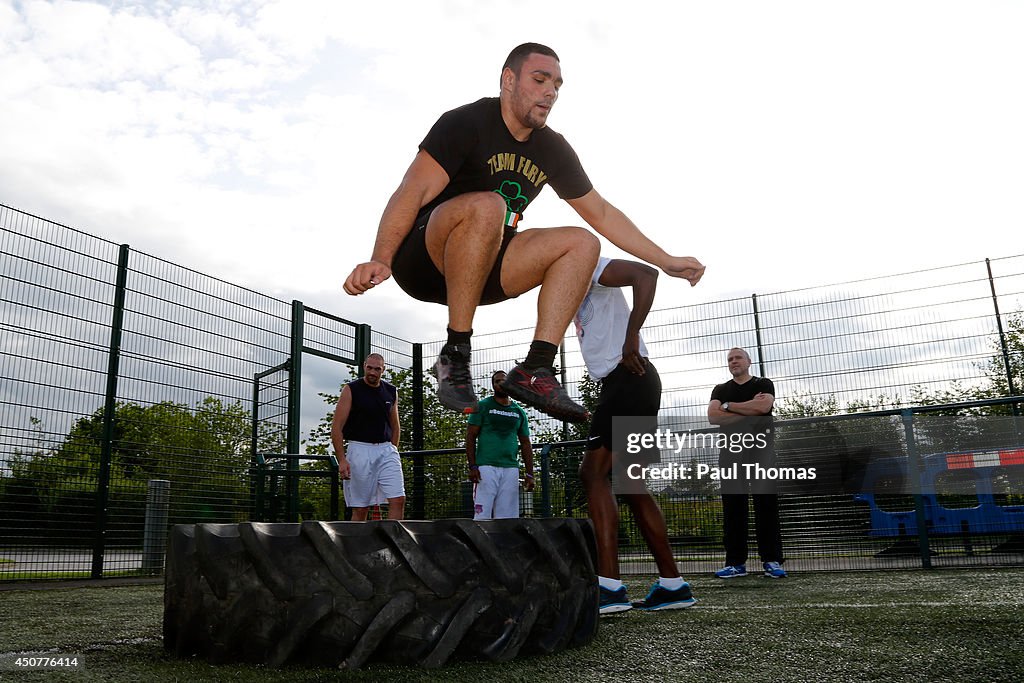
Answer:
[
  {"left": 344, "top": 42, "right": 704, "bottom": 423},
  {"left": 331, "top": 353, "right": 405, "bottom": 520}
]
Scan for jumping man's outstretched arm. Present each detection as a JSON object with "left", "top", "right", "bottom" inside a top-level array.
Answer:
[
  {"left": 344, "top": 150, "right": 450, "bottom": 296},
  {"left": 566, "top": 189, "right": 705, "bottom": 286}
]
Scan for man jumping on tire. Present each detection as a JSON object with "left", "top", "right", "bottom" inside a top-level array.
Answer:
[{"left": 343, "top": 42, "right": 704, "bottom": 423}]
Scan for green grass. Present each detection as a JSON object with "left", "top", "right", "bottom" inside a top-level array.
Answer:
[{"left": 1, "top": 569, "right": 1022, "bottom": 682}]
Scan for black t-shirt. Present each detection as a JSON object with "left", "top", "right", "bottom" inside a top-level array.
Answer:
[
  {"left": 711, "top": 376, "right": 776, "bottom": 438},
  {"left": 418, "top": 97, "right": 593, "bottom": 225},
  {"left": 711, "top": 376, "right": 776, "bottom": 406},
  {"left": 341, "top": 379, "right": 397, "bottom": 444}
]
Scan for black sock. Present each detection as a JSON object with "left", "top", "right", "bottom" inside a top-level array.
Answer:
[
  {"left": 523, "top": 340, "right": 558, "bottom": 370},
  {"left": 447, "top": 327, "right": 472, "bottom": 347}
]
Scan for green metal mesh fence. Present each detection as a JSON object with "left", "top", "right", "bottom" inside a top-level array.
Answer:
[{"left": 2, "top": 201, "right": 1023, "bottom": 581}]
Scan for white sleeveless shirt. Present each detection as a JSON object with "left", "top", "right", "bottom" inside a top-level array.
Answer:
[{"left": 573, "top": 257, "right": 649, "bottom": 380}]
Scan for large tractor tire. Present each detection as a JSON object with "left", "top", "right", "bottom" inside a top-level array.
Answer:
[{"left": 164, "top": 518, "right": 598, "bottom": 669}]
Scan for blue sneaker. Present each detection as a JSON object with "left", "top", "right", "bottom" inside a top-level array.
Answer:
[
  {"left": 599, "top": 585, "right": 632, "bottom": 614},
  {"left": 763, "top": 561, "right": 787, "bottom": 578},
  {"left": 715, "top": 564, "right": 747, "bottom": 579},
  {"left": 633, "top": 582, "right": 697, "bottom": 611}
]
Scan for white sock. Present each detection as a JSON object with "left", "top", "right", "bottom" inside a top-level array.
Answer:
[
  {"left": 598, "top": 576, "right": 623, "bottom": 591},
  {"left": 659, "top": 576, "right": 685, "bottom": 590}
]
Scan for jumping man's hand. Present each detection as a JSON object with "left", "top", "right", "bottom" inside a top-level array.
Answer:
[
  {"left": 344, "top": 261, "right": 392, "bottom": 295},
  {"left": 661, "top": 256, "right": 705, "bottom": 287}
]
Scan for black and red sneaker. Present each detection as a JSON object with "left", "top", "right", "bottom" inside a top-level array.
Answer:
[
  {"left": 501, "top": 363, "right": 589, "bottom": 423},
  {"left": 431, "top": 343, "right": 478, "bottom": 412}
]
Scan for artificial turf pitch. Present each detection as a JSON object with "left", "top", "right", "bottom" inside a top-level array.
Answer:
[{"left": 1, "top": 568, "right": 1021, "bottom": 682}]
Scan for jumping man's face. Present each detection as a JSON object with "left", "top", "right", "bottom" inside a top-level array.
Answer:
[
  {"left": 363, "top": 358, "right": 384, "bottom": 387},
  {"left": 508, "top": 53, "right": 562, "bottom": 130}
]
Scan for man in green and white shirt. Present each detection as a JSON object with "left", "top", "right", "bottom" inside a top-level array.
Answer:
[{"left": 466, "top": 371, "right": 535, "bottom": 519}]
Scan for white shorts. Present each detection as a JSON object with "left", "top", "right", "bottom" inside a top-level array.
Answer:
[
  {"left": 473, "top": 465, "right": 520, "bottom": 519},
  {"left": 343, "top": 441, "right": 405, "bottom": 508}
]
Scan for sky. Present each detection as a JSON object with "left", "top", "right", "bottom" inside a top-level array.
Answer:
[{"left": 1, "top": 0, "right": 1022, "bottom": 347}]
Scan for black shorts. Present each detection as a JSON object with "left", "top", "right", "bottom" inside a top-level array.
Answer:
[
  {"left": 391, "top": 209, "right": 518, "bottom": 306},
  {"left": 587, "top": 361, "right": 662, "bottom": 452}
]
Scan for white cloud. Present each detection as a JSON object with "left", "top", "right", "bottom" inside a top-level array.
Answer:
[{"left": 1, "top": 0, "right": 1021, "bottom": 348}]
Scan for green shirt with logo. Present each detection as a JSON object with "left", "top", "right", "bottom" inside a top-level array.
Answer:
[{"left": 468, "top": 396, "right": 530, "bottom": 468}]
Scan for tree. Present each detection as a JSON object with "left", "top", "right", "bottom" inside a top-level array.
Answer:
[
  {"left": 981, "top": 311, "right": 1024, "bottom": 402},
  {"left": 909, "top": 310, "right": 1024, "bottom": 454},
  {"left": 913, "top": 310, "right": 1024, "bottom": 413},
  {"left": 0, "top": 398, "right": 256, "bottom": 543}
]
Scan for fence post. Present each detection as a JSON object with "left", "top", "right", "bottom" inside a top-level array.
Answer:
[
  {"left": 354, "top": 324, "right": 372, "bottom": 370},
  {"left": 902, "top": 409, "right": 932, "bottom": 569},
  {"left": 752, "top": 293, "right": 766, "bottom": 378},
  {"left": 986, "top": 258, "right": 1019, "bottom": 415},
  {"left": 350, "top": 323, "right": 372, "bottom": 522},
  {"left": 412, "top": 343, "right": 425, "bottom": 520},
  {"left": 253, "top": 455, "right": 266, "bottom": 522},
  {"left": 329, "top": 455, "right": 340, "bottom": 521},
  {"left": 563, "top": 446, "right": 576, "bottom": 518},
  {"left": 250, "top": 372, "right": 261, "bottom": 520},
  {"left": 142, "top": 479, "right": 171, "bottom": 574},
  {"left": 250, "top": 374, "right": 260, "bottom": 518},
  {"left": 540, "top": 445, "right": 552, "bottom": 518},
  {"left": 287, "top": 301, "right": 304, "bottom": 522},
  {"left": 93, "top": 243, "right": 130, "bottom": 580},
  {"left": 560, "top": 345, "right": 570, "bottom": 443}
]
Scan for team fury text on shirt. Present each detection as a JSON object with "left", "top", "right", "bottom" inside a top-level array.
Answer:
[{"left": 487, "top": 153, "right": 548, "bottom": 187}]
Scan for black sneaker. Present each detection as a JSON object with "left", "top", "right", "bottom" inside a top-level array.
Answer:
[
  {"left": 599, "top": 585, "right": 632, "bottom": 615},
  {"left": 431, "top": 343, "right": 477, "bottom": 412},
  {"left": 632, "top": 582, "right": 697, "bottom": 611},
  {"left": 501, "top": 363, "right": 589, "bottom": 423}
]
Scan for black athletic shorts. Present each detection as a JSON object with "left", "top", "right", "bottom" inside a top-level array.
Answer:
[
  {"left": 586, "top": 360, "right": 662, "bottom": 452},
  {"left": 391, "top": 209, "right": 519, "bottom": 305}
]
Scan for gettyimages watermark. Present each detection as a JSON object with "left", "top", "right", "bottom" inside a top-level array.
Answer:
[
  {"left": 610, "top": 415, "right": 1024, "bottom": 496},
  {"left": 612, "top": 416, "right": 808, "bottom": 495},
  {"left": 626, "top": 428, "right": 770, "bottom": 455},
  {"left": 624, "top": 460, "right": 817, "bottom": 485}
]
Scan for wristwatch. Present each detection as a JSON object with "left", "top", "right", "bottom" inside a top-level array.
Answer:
[{"left": 721, "top": 402, "right": 731, "bottom": 412}]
